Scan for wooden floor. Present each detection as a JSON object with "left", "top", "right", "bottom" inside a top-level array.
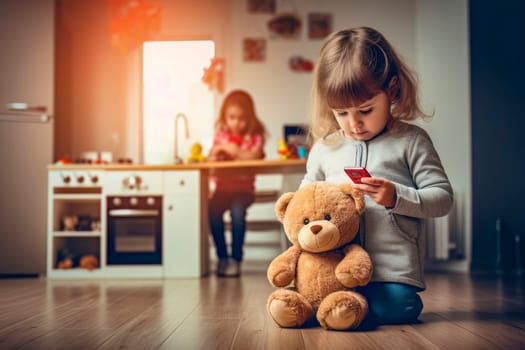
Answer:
[{"left": 1, "top": 266, "right": 524, "bottom": 350}]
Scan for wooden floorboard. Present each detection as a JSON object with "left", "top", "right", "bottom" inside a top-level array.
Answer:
[{"left": 0, "top": 269, "right": 524, "bottom": 350}]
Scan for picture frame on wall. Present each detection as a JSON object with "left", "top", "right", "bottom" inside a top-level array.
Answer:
[
  {"left": 247, "top": 0, "right": 276, "bottom": 14},
  {"left": 268, "top": 14, "right": 302, "bottom": 40},
  {"left": 308, "top": 13, "right": 332, "bottom": 39},
  {"left": 243, "top": 38, "right": 266, "bottom": 62},
  {"left": 284, "top": 124, "right": 309, "bottom": 147}
]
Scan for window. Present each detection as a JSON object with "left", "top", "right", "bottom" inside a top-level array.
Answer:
[{"left": 142, "top": 41, "right": 215, "bottom": 164}]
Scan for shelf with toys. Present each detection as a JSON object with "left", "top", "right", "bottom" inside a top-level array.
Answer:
[{"left": 47, "top": 171, "right": 104, "bottom": 277}]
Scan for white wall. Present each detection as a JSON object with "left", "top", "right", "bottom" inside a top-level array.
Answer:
[{"left": 415, "top": 0, "right": 471, "bottom": 271}]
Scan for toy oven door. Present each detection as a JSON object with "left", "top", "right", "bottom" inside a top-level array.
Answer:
[{"left": 107, "top": 196, "right": 162, "bottom": 265}]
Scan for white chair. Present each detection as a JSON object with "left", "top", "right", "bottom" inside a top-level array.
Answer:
[{"left": 223, "top": 175, "right": 289, "bottom": 258}]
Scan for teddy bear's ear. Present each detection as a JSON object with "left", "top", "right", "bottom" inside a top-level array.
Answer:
[
  {"left": 274, "top": 192, "right": 295, "bottom": 222},
  {"left": 339, "top": 183, "right": 365, "bottom": 215}
]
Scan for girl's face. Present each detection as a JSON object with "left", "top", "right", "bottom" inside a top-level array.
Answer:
[
  {"left": 331, "top": 91, "right": 392, "bottom": 141},
  {"left": 224, "top": 104, "right": 247, "bottom": 136}
]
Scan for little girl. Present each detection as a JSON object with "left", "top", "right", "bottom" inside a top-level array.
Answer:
[
  {"left": 207, "top": 89, "right": 267, "bottom": 277},
  {"left": 301, "top": 27, "right": 453, "bottom": 325}
]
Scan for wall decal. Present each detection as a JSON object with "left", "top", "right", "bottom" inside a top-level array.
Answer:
[
  {"left": 268, "top": 13, "right": 302, "bottom": 39},
  {"left": 308, "top": 13, "right": 332, "bottom": 39},
  {"left": 202, "top": 58, "right": 225, "bottom": 93},
  {"left": 289, "top": 55, "right": 313, "bottom": 72},
  {"left": 243, "top": 38, "right": 266, "bottom": 62},
  {"left": 247, "top": 0, "right": 276, "bottom": 14}
]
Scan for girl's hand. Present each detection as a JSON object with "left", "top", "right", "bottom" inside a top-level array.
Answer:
[
  {"left": 220, "top": 143, "right": 240, "bottom": 156},
  {"left": 353, "top": 177, "right": 397, "bottom": 208},
  {"left": 208, "top": 143, "right": 240, "bottom": 160}
]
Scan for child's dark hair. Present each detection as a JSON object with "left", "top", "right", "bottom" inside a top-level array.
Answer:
[
  {"left": 310, "top": 27, "right": 429, "bottom": 142},
  {"left": 216, "top": 89, "right": 267, "bottom": 137}
]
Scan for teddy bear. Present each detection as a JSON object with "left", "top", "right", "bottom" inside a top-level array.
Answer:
[{"left": 266, "top": 181, "right": 373, "bottom": 330}]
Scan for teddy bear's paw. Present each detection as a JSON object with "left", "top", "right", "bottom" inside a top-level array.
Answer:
[
  {"left": 317, "top": 291, "right": 368, "bottom": 331},
  {"left": 267, "top": 290, "right": 313, "bottom": 328},
  {"left": 335, "top": 267, "right": 369, "bottom": 288},
  {"left": 268, "top": 269, "right": 294, "bottom": 288}
]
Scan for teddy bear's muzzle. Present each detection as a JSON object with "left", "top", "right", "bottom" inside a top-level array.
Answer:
[{"left": 298, "top": 222, "right": 341, "bottom": 253}]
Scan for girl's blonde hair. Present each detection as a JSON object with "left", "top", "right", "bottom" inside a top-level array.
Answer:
[
  {"left": 309, "top": 27, "right": 430, "bottom": 142},
  {"left": 215, "top": 89, "right": 267, "bottom": 137}
]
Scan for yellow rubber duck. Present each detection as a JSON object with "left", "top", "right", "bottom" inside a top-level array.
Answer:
[
  {"left": 187, "top": 143, "right": 206, "bottom": 163},
  {"left": 278, "top": 139, "right": 291, "bottom": 160}
]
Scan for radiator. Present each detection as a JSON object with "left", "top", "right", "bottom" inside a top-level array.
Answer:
[{"left": 425, "top": 190, "right": 464, "bottom": 261}]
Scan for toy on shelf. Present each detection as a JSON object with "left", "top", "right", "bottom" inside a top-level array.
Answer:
[
  {"left": 55, "top": 156, "right": 72, "bottom": 165},
  {"left": 277, "top": 139, "right": 291, "bottom": 159},
  {"left": 297, "top": 146, "right": 307, "bottom": 159},
  {"left": 79, "top": 255, "right": 99, "bottom": 271},
  {"left": 278, "top": 138, "right": 309, "bottom": 159},
  {"left": 56, "top": 249, "right": 99, "bottom": 271},
  {"left": 62, "top": 215, "right": 78, "bottom": 231},
  {"left": 187, "top": 143, "right": 206, "bottom": 163}
]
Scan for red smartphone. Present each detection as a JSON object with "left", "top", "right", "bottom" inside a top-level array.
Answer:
[{"left": 344, "top": 166, "right": 371, "bottom": 184}]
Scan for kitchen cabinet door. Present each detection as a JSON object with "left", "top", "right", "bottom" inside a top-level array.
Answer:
[
  {"left": 163, "top": 171, "right": 209, "bottom": 277},
  {"left": 0, "top": 0, "right": 54, "bottom": 112}
]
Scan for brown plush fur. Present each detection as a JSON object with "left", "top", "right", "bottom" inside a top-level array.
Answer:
[{"left": 267, "top": 182, "right": 372, "bottom": 330}]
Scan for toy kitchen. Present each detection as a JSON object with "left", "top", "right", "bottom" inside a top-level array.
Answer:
[{"left": 47, "top": 159, "right": 306, "bottom": 279}]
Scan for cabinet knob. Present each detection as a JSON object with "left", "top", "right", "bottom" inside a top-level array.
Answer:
[
  {"left": 179, "top": 179, "right": 185, "bottom": 187},
  {"left": 90, "top": 174, "right": 99, "bottom": 184},
  {"left": 168, "top": 205, "right": 174, "bottom": 211},
  {"left": 76, "top": 175, "right": 85, "bottom": 183},
  {"left": 61, "top": 174, "right": 71, "bottom": 184}
]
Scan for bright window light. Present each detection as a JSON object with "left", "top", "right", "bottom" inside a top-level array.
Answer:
[{"left": 142, "top": 40, "right": 215, "bottom": 164}]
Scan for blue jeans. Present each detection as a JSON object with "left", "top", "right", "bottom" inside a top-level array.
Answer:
[
  {"left": 208, "top": 190, "right": 255, "bottom": 262},
  {"left": 357, "top": 282, "right": 423, "bottom": 325}
]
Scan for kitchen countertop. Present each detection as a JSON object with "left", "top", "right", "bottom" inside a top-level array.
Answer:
[{"left": 48, "top": 159, "right": 307, "bottom": 175}]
